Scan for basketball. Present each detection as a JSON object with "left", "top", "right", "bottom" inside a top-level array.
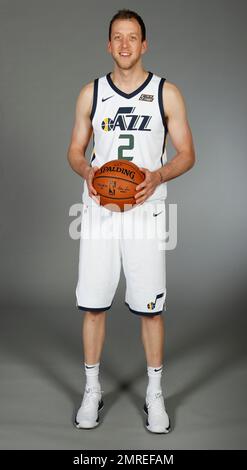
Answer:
[{"left": 92, "top": 160, "right": 145, "bottom": 212}]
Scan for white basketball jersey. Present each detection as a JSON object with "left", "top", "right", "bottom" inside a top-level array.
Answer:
[{"left": 82, "top": 71, "right": 168, "bottom": 204}]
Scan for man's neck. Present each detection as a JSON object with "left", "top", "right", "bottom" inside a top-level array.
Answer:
[{"left": 110, "top": 66, "right": 149, "bottom": 92}]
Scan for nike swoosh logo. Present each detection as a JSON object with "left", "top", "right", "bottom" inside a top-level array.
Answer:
[
  {"left": 154, "top": 367, "right": 163, "bottom": 372},
  {"left": 102, "top": 95, "right": 114, "bottom": 102},
  {"left": 85, "top": 365, "right": 96, "bottom": 369},
  {"left": 153, "top": 211, "right": 163, "bottom": 217}
]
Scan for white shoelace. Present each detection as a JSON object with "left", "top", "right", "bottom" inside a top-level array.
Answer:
[
  {"left": 83, "top": 387, "right": 104, "bottom": 408},
  {"left": 146, "top": 391, "right": 166, "bottom": 413}
]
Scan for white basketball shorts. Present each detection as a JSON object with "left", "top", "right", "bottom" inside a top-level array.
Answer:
[{"left": 75, "top": 198, "right": 167, "bottom": 317}]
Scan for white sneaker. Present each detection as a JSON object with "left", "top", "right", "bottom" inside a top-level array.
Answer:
[
  {"left": 74, "top": 386, "right": 104, "bottom": 429},
  {"left": 143, "top": 391, "right": 170, "bottom": 434}
]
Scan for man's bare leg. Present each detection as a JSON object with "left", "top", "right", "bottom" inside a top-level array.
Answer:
[
  {"left": 82, "top": 311, "right": 106, "bottom": 364},
  {"left": 74, "top": 311, "right": 106, "bottom": 429},
  {"left": 140, "top": 314, "right": 170, "bottom": 433},
  {"left": 141, "top": 314, "right": 164, "bottom": 367}
]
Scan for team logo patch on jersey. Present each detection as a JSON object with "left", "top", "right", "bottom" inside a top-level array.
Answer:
[
  {"left": 101, "top": 107, "right": 152, "bottom": 132},
  {"left": 139, "top": 94, "right": 154, "bottom": 102},
  {"left": 147, "top": 293, "right": 164, "bottom": 310},
  {"left": 101, "top": 117, "right": 114, "bottom": 132}
]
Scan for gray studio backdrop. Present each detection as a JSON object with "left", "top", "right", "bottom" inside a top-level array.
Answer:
[{"left": 0, "top": 0, "right": 246, "bottom": 450}]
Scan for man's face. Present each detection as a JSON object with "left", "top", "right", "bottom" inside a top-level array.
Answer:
[{"left": 108, "top": 18, "right": 147, "bottom": 70}]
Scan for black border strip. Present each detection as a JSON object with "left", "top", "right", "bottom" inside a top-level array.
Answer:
[
  {"left": 106, "top": 71, "right": 153, "bottom": 99},
  {"left": 90, "top": 78, "right": 99, "bottom": 121},
  {"left": 0, "top": 450, "right": 243, "bottom": 464}
]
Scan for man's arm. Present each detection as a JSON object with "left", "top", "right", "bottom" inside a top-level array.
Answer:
[
  {"left": 158, "top": 81, "right": 196, "bottom": 183},
  {"left": 67, "top": 82, "right": 98, "bottom": 199},
  {"left": 135, "top": 81, "right": 195, "bottom": 204}
]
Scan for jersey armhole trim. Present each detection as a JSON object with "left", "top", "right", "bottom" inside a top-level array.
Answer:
[
  {"left": 90, "top": 78, "right": 99, "bottom": 122},
  {"left": 158, "top": 78, "right": 168, "bottom": 134}
]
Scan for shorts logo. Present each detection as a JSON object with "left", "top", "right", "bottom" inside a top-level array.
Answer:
[
  {"left": 139, "top": 94, "right": 154, "bottom": 102},
  {"left": 147, "top": 292, "right": 164, "bottom": 310},
  {"left": 153, "top": 211, "right": 163, "bottom": 217}
]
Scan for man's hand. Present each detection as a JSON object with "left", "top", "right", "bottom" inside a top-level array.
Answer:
[
  {"left": 134, "top": 167, "right": 161, "bottom": 205},
  {"left": 85, "top": 166, "right": 100, "bottom": 204}
]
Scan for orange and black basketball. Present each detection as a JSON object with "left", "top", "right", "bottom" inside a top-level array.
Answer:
[{"left": 92, "top": 160, "right": 145, "bottom": 212}]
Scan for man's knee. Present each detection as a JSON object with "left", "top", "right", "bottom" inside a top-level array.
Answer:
[
  {"left": 141, "top": 313, "right": 163, "bottom": 322},
  {"left": 85, "top": 310, "right": 106, "bottom": 320}
]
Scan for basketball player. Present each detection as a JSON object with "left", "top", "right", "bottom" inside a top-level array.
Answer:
[{"left": 67, "top": 9, "right": 195, "bottom": 433}]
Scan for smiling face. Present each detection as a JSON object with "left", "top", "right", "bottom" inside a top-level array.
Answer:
[{"left": 108, "top": 18, "right": 147, "bottom": 70}]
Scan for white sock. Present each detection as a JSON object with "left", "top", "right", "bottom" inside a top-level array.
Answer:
[
  {"left": 84, "top": 362, "right": 101, "bottom": 390},
  {"left": 146, "top": 364, "right": 163, "bottom": 397}
]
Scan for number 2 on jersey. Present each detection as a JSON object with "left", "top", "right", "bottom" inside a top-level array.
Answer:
[{"left": 118, "top": 134, "right": 134, "bottom": 161}]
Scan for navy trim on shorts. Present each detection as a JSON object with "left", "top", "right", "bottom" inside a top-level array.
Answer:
[
  {"left": 125, "top": 302, "right": 163, "bottom": 317},
  {"left": 78, "top": 304, "right": 111, "bottom": 312},
  {"left": 90, "top": 78, "right": 99, "bottom": 121}
]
